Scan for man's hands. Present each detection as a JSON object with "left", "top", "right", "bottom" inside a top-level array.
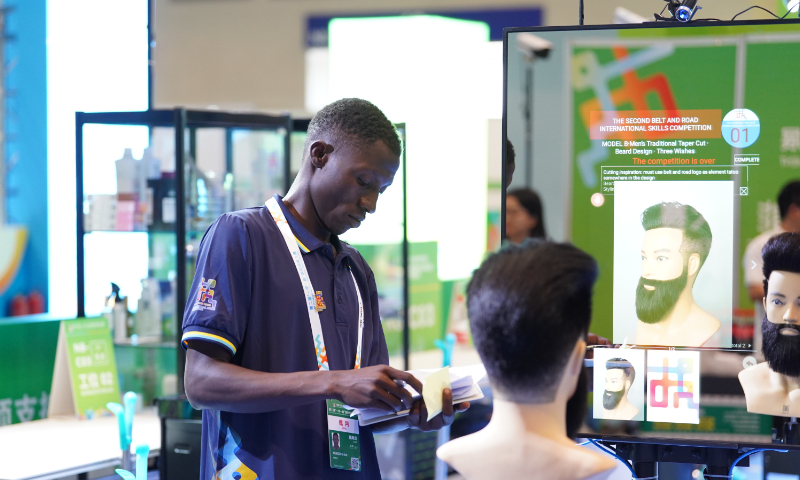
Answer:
[
  {"left": 329, "top": 365, "right": 470, "bottom": 433},
  {"left": 585, "top": 333, "right": 612, "bottom": 359},
  {"left": 407, "top": 388, "right": 470, "bottom": 432},
  {"left": 330, "top": 365, "right": 423, "bottom": 413}
]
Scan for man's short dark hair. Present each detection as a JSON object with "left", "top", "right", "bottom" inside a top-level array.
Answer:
[
  {"left": 762, "top": 232, "right": 800, "bottom": 296},
  {"left": 306, "top": 98, "right": 401, "bottom": 157},
  {"left": 467, "top": 239, "right": 597, "bottom": 402},
  {"left": 778, "top": 181, "right": 800, "bottom": 220},
  {"left": 606, "top": 358, "right": 635, "bottom": 386},
  {"left": 641, "top": 202, "right": 713, "bottom": 267},
  {"left": 506, "top": 139, "right": 516, "bottom": 165}
]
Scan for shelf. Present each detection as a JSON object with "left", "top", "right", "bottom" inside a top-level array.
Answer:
[{"left": 77, "top": 108, "right": 293, "bottom": 395}]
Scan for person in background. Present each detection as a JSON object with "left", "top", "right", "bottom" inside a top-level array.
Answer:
[
  {"left": 506, "top": 188, "right": 546, "bottom": 244},
  {"left": 743, "top": 181, "right": 800, "bottom": 351}
]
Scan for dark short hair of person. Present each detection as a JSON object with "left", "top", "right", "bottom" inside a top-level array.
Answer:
[
  {"left": 306, "top": 98, "right": 402, "bottom": 157},
  {"left": 762, "top": 232, "right": 800, "bottom": 296},
  {"left": 778, "top": 181, "right": 800, "bottom": 220},
  {"left": 506, "top": 139, "right": 516, "bottom": 165},
  {"left": 508, "top": 188, "right": 547, "bottom": 238},
  {"left": 606, "top": 358, "right": 635, "bottom": 386},
  {"left": 641, "top": 201, "right": 712, "bottom": 267},
  {"left": 467, "top": 239, "right": 597, "bottom": 403}
]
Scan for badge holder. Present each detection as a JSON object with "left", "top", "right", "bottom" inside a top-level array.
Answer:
[{"left": 327, "top": 399, "right": 361, "bottom": 471}]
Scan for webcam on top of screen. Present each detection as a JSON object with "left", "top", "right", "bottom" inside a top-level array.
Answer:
[{"left": 655, "top": 0, "right": 701, "bottom": 23}]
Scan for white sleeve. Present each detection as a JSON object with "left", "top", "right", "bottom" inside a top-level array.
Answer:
[{"left": 743, "top": 236, "right": 765, "bottom": 286}]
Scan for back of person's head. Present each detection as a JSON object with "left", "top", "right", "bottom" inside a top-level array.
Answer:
[
  {"left": 641, "top": 201, "right": 712, "bottom": 267},
  {"left": 762, "top": 233, "right": 800, "bottom": 294},
  {"left": 467, "top": 239, "right": 597, "bottom": 403},
  {"left": 507, "top": 188, "right": 546, "bottom": 238},
  {"left": 306, "top": 98, "right": 401, "bottom": 157},
  {"left": 778, "top": 181, "right": 800, "bottom": 220}
]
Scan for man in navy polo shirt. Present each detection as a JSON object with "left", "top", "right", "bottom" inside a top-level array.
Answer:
[{"left": 182, "top": 98, "right": 466, "bottom": 480}]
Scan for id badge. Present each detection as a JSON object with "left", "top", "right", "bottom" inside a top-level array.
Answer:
[{"left": 327, "top": 399, "right": 361, "bottom": 471}]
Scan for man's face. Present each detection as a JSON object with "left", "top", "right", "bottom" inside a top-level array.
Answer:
[
  {"left": 765, "top": 271, "right": 800, "bottom": 329},
  {"left": 762, "top": 270, "right": 800, "bottom": 376},
  {"left": 636, "top": 228, "right": 689, "bottom": 324},
  {"left": 640, "top": 228, "right": 685, "bottom": 282},
  {"left": 310, "top": 140, "right": 399, "bottom": 236},
  {"left": 602, "top": 369, "right": 628, "bottom": 410}
]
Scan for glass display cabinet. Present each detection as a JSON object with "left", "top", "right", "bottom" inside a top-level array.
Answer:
[{"left": 75, "top": 108, "right": 291, "bottom": 397}]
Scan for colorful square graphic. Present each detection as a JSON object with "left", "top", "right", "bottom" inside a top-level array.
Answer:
[{"left": 646, "top": 350, "right": 700, "bottom": 424}]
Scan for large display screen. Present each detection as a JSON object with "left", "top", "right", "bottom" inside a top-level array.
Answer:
[{"left": 504, "top": 20, "right": 800, "bottom": 445}]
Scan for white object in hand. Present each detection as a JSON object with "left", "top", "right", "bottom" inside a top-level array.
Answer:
[{"left": 422, "top": 367, "right": 451, "bottom": 421}]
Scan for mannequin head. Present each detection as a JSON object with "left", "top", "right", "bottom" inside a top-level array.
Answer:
[
  {"left": 603, "top": 358, "right": 635, "bottom": 410},
  {"left": 636, "top": 202, "right": 712, "bottom": 324},
  {"left": 761, "top": 233, "right": 800, "bottom": 376},
  {"left": 467, "top": 239, "right": 595, "bottom": 411}
]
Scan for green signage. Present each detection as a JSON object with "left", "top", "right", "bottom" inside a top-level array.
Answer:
[
  {"left": 51, "top": 317, "right": 121, "bottom": 418},
  {"left": 0, "top": 316, "right": 60, "bottom": 426},
  {"left": 351, "top": 241, "right": 443, "bottom": 356}
]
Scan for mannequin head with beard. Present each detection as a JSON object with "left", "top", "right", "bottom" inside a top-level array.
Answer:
[
  {"left": 468, "top": 239, "right": 597, "bottom": 438},
  {"left": 761, "top": 233, "right": 800, "bottom": 377},
  {"left": 636, "top": 202, "right": 712, "bottom": 324},
  {"left": 603, "top": 358, "right": 635, "bottom": 410}
]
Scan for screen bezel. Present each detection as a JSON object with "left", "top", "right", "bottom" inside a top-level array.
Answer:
[{"left": 502, "top": 18, "right": 800, "bottom": 450}]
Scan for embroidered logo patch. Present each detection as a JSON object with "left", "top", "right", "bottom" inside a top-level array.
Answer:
[{"left": 193, "top": 277, "right": 218, "bottom": 311}]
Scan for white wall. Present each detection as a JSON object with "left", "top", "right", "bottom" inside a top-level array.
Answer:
[{"left": 153, "top": 0, "right": 775, "bottom": 113}]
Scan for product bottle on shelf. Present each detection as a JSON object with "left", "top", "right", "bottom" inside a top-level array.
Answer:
[
  {"left": 115, "top": 148, "right": 138, "bottom": 231},
  {"left": 136, "top": 277, "right": 162, "bottom": 339},
  {"left": 108, "top": 283, "right": 132, "bottom": 342},
  {"left": 138, "top": 147, "right": 162, "bottom": 229},
  {"left": 115, "top": 148, "right": 138, "bottom": 195}
]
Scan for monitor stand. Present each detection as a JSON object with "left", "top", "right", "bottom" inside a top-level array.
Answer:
[{"left": 603, "top": 442, "right": 747, "bottom": 479}]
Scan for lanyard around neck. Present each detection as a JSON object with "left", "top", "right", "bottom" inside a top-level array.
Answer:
[{"left": 266, "top": 197, "right": 364, "bottom": 371}]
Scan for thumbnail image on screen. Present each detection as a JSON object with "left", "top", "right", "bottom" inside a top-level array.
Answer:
[
  {"left": 646, "top": 350, "right": 701, "bottom": 425},
  {"left": 612, "top": 181, "right": 734, "bottom": 348},
  {"left": 592, "top": 348, "right": 645, "bottom": 421}
]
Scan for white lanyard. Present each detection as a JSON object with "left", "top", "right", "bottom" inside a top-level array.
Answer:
[{"left": 266, "top": 197, "right": 364, "bottom": 371}]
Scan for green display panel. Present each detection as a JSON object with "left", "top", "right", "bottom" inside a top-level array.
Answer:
[
  {"left": 352, "top": 242, "right": 442, "bottom": 357},
  {"left": 0, "top": 316, "right": 60, "bottom": 425},
  {"left": 738, "top": 41, "right": 800, "bottom": 309},
  {"left": 570, "top": 42, "right": 738, "bottom": 342}
]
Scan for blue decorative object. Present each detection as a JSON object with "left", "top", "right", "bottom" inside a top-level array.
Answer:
[{"left": 434, "top": 333, "right": 457, "bottom": 368}]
